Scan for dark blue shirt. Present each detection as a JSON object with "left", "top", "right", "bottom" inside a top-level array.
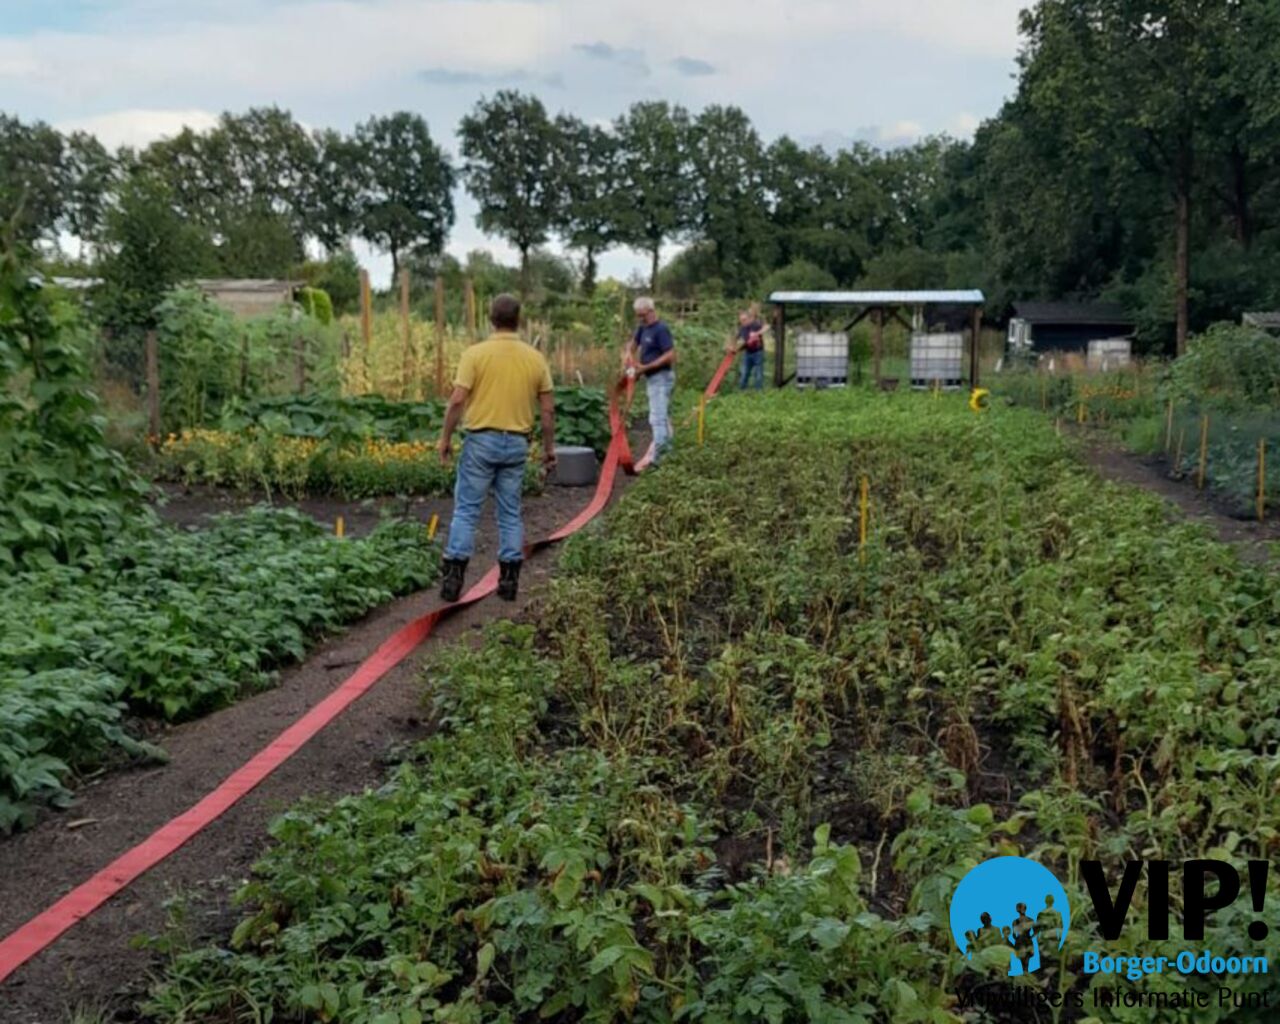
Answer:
[
  {"left": 634, "top": 321, "right": 674, "bottom": 375},
  {"left": 738, "top": 320, "right": 764, "bottom": 351}
]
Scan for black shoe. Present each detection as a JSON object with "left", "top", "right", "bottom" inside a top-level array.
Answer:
[
  {"left": 497, "top": 560, "right": 521, "bottom": 601},
  {"left": 440, "top": 557, "right": 468, "bottom": 602}
]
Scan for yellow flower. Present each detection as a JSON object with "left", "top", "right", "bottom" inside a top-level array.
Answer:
[{"left": 969, "top": 388, "right": 991, "bottom": 413}]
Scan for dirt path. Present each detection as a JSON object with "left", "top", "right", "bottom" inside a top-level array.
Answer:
[
  {"left": 0, "top": 480, "right": 624, "bottom": 1024},
  {"left": 1073, "top": 428, "right": 1280, "bottom": 560}
]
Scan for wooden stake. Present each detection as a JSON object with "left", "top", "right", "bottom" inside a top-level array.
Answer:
[
  {"left": 1258, "top": 438, "right": 1266, "bottom": 522},
  {"left": 294, "top": 332, "right": 306, "bottom": 393},
  {"left": 434, "top": 276, "right": 446, "bottom": 398},
  {"left": 1077, "top": 400, "right": 1086, "bottom": 425},
  {"left": 1041, "top": 375, "right": 1047, "bottom": 411},
  {"left": 859, "top": 475, "right": 869, "bottom": 565},
  {"left": 427, "top": 513, "right": 439, "bottom": 541},
  {"left": 697, "top": 395, "right": 706, "bottom": 446},
  {"left": 145, "top": 328, "right": 160, "bottom": 447},
  {"left": 464, "top": 278, "right": 477, "bottom": 340},
  {"left": 1197, "top": 414, "right": 1209, "bottom": 490},
  {"left": 1164, "top": 399, "right": 1174, "bottom": 454},
  {"left": 359, "top": 269, "right": 372, "bottom": 356},
  {"left": 335, "top": 516, "right": 345, "bottom": 538},
  {"left": 1175, "top": 427, "right": 1186, "bottom": 476},
  {"left": 399, "top": 268, "right": 412, "bottom": 399}
]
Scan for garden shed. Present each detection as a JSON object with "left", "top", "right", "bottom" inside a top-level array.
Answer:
[
  {"left": 1008, "top": 302, "right": 1134, "bottom": 354},
  {"left": 767, "top": 290, "right": 987, "bottom": 389}
]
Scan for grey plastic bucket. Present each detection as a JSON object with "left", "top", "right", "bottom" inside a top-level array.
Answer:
[{"left": 550, "top": 445, "right": 599, "bottom": 486}]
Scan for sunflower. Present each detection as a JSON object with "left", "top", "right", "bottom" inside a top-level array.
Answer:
[{"left": 969, "top": 388, "right": 991, "bottom": 413}]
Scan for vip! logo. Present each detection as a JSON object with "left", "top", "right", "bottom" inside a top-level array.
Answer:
[{"left": 949, "top": 857, "right": 1071, "bottom": 976}]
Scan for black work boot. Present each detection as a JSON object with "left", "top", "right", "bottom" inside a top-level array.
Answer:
[
  {"left": 497, "top": 560, "right": 522, "bottom": 602},
  {"left": 440, "top": 557, "right": 468, "bottom": 602}
]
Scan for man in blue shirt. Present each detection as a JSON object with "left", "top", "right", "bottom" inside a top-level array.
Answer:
[{"left": 628, "top": 296, "right": 676, "bottom": 464}]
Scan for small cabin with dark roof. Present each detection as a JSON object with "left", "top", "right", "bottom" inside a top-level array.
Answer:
[{"left": 1007, "top": 302, "right": 1135, "bottom": 354}]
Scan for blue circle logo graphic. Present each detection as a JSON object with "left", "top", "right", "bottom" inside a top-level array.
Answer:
[{"left": 950, "top": 857, "right": 1070, "bottom": 976}]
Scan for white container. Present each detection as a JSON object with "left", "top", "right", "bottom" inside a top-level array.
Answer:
[
  {"left": 910, "top": 332, "right": 964, "bottom": 389},
  {"left": 795, "top": 332, "right": 848, "bottom": 387},
  {"left": 1087, "top": 338, "right": 1132, "bottom": 371}
]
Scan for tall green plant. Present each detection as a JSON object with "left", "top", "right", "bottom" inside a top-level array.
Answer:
[{"left": 0, "top": 246, "right": 148, "bottom": 568}]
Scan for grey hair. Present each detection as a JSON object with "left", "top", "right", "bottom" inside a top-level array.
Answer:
[{"left": 633, "top": 296, "right": 656, "bottom": 314}]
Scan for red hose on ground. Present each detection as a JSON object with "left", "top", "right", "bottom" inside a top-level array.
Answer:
[{"left": 0, "top": 351, "right": 736, "bottom": 986}]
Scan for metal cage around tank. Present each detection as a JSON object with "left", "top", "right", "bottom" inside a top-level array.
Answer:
[{"left": 766, "top": 290, "right": 987, "bottom": 390}]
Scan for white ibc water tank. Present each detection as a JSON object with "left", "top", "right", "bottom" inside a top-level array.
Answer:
[
  {"left": 1087, "top": 338, "right": 1132, "bottom": 371},
  {"left": 795, "top": 332, "right": 848, "bottom": 387},
  {"left": 910, "top": 332, "right": 964, "bottom": 389}
]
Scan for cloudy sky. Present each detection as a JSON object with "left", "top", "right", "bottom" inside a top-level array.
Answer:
[{"left": 2, "top": 0, "right": 1029, "bottom": 285}]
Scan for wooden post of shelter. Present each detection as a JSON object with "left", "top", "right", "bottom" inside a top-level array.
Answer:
[
  {"left": 773, "top": 304, "right": 786, "bottom": 388},
  {"left": 399, "top": 268, "right": 412, "bottom": 399},
  {"left": 145, "top": 329, "right": 160, "bottom": 446},
  {"left": 872, "top": 308, "right": 884, "bottom": 387},
  {"left": 970, "top": 305, "right": 982, "bottom": 389},
  {"left": 434, "top": 276, "right": 446, "bottom": 398}
]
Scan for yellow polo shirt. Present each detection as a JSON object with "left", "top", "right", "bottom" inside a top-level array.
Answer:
[{"left": 454, "top": 332, "right": 554, "bottom": 433}]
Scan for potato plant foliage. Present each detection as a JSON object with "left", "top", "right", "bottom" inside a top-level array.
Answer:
[
  {"left": 148, "top": 392, "right": 1280, "bottom": 1022},
  {"left": 0, "top": 255, "right": 441, "bottom": 830}
]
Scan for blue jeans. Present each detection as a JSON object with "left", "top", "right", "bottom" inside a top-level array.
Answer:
[
  {"left": 739, "top": 349, "right": 764, "bottom": 390},
  {"left": 444, "top": 431, "right": 527, "bottom": 563},
  {"left": 646, "top": 369, "right": 674, "bottom": 463}
]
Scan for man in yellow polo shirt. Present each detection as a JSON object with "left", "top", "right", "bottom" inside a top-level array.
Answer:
[{"left": 437, "top": 294, "right": 556, "bottom": 602}]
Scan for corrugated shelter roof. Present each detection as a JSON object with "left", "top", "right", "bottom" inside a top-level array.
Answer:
[
  {"left": 1013, "top": 301, "right": 1132, "bottom": 325},
  {"left": 769, "top": 290, "right": 985, "bottom": 305}
]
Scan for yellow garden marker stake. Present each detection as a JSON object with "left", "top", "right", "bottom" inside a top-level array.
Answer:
[
  {"left": 427, "top": 513, "right": 439, "bottom": 541},
  {"left": 697, "top": 396, "right": 706, "bottom": 446},
  {"left": 1175, "top": 428, "right": 1186, "bottom": 477},
  {"left": 1258, "top": 439, "right": 1266, "bottom": 522},
  {"left": 1077, "top": 400, "right": 1086, "bottom": 426},
  {"left": 335, "top": 516, "right": 345, "bottom": 539},
  {"left": 1164, "top": 399, "right": 1174, "bottom": 454},
  {"left": 1197, "top": 414, "right": 1210, "bottom": 491},
  {"left": 859, "top": 475, "right": 869, "bottom": 565}
]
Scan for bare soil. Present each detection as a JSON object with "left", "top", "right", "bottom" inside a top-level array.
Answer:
[{"left": 0, "top": 478, "right": 622, "bottom": 1024}]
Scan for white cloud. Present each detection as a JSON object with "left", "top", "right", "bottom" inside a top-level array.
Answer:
[
  {"left": 54, "top": 108, "right": 219, "bottom": 149},
  {"left": 950, "top": 111, "right": 982, "bottom": 138}
]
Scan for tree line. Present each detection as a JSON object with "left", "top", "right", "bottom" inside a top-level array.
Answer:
[{"left": 4, "top": 0, "right": 1280, "bottom": 351}]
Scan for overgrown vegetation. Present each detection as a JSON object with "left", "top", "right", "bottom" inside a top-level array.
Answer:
[{"left": 145, "top": 392, "right": 1280, "bottom": 1021}]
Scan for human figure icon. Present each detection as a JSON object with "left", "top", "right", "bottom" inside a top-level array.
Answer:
[{"left": 1012, "top": 902, "right": 1036, "bottom": 974}]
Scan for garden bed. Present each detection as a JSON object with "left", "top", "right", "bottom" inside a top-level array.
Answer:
[{"left": 133, "top": 390, "right": 1280, "bottom": 1022}]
